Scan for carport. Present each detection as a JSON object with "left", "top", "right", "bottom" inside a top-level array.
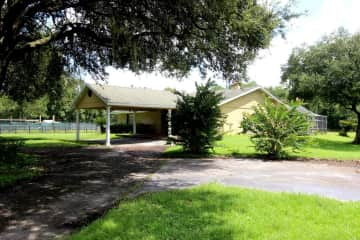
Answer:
[{"left": 74, "top": 84, "right": 177, "bottom": 146}]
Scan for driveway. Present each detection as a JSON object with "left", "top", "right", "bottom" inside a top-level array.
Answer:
[
  {"left": 0, "top": 138, "right": 167, "bottom": 240},
  {"left": 142, "top": 158, "right": 360, "bottom": 201}
]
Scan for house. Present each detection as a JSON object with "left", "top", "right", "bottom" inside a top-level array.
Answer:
[{"left": 74, "top": 84, "right": 326, "bottom": 145}]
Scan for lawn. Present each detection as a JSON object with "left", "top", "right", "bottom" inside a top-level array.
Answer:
[
  {"left": 0, "top": 153, "right": 43, "bottom": 188},
  {"left": 0, "top": 132, "right": 120, "bottom": 148},
  {"left": 165, "top": 132, "right": 360, "bottom": 160},
  {"left": 68, "top": 184, "right": 360, "bottom": 240}
]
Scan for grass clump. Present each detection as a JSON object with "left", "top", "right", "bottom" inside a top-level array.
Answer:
[{"left": 68, "top": 184, "right": 360, "bottom": 240}]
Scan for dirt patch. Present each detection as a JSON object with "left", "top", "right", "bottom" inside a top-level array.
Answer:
[{"left": 0, "top": 141, "right": 167, "bottom": 240}]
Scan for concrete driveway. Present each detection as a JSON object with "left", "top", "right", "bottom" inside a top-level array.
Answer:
[{"left": 143, "top": 158, "right": 360, "bottom": 201}]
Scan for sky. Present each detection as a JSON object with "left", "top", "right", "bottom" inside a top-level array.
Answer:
[{"left": 85, "top": 0, "right": 360, "bottom": 92}]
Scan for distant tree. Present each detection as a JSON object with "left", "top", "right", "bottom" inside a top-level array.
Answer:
[
  {"left": 0, "top": 96, "right": 18, "bottom": 118},
  {"left": 173, "top": 80, "right": 224, "bottom": 154},
  {"left": 0, "top": 74, "right": 85, "bottom": 121},
  {"left": 266, "top": 86, "right": 288, "bottom": 102},
  {"left": 4, "top": 47, "right": 66, "bottom": 102},
  {"left": 241, "top": 99, "right": 309, "bottom": 159},
  {"left": 0, "top": 0, "right": 296, "bottom": 101},
  {"left": 20, "top": 97, "right": 49, "bottom": 119},
  {"left": 282, "top": 29, "right": 360, "bottom": 144}
]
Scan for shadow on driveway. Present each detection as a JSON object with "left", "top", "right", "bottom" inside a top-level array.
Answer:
[{"left": 0, "top": 140, "right": 167, "bottom": 240}]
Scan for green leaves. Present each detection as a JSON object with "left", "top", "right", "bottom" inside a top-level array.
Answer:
[
  {"left": 1, "top": 0, "right": 296, "bottom": 98},
  {"left": 282, "top": 28, "right": 360, "bottom": 143},
  {"left": 241, "top": 99, "right": 310, "bottom": 158},
  {"left": 173, "top": 80, "right": 224, "bottom": 154}
]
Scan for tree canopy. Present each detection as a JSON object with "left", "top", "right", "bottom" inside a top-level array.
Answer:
[
  {"left": 0, "top": 0, "right": 295, "bottom": 101},
  {"left": 281, "top": 29, "right": 360, "bottom": 144}
]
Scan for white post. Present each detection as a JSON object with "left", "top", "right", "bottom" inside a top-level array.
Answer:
[
  {"left": 106, "top": 106, "right": 111, "bottom": 146},
  {"left": 132, "top": 111, "right": 137, "bottom": 135},
  {"left": 167, "top": 109, "right": 172, "bottom": 138},
  {"left": 76, "top": 109, "right": 80, "bottom": 141}
]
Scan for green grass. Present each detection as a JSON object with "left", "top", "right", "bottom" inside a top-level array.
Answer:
[
  {"left": 165, "top": 132, "right": 360, "bottom": 160},
  {"left": 68, "top": 184, "right": 360, "bottom": 240},
  {"left": 0, "top": 132, "right": 120, "bottom": 147},
  {"left": 0, "top": 153, "right": 43, "bottom": 188}
]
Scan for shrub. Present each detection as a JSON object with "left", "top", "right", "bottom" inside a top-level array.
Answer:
[
  {"left": 95, "top": 116, "right": 106, "bottom": 133},
  {"left": 241, "top": 99, "right": 310, "bottom": 159},
  {"left": 339, "top": 119, "right": 357, "bottom": 137},
  {"left": 172, "top": 80, "right": 224, "bottom": 154}
]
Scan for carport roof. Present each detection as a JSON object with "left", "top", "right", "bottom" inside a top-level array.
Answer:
[{"left": 75, "top": 84, "right": 178, "bottom": 110}]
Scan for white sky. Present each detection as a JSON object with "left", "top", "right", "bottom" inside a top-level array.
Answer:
[{"left": 85, "top": 0, "right": 360, "bottom": 92}]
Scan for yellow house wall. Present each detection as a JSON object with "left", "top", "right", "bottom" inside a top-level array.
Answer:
[
  {"left": 116, "top": 114, "right": 128, "bottom": 124},
  {"left": 77, "top": 91, "right": 106, "bottom": 109},
  {"left": 220, "top": 90, "right": 268, "bottom": 134},
  {"left": 116, "top": 111, "right": 162, "bottom": 134}
]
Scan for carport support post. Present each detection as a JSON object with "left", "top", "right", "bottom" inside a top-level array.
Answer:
[
  {"left": 106, "top": 106, "right": 111, "bottom": 146},
  {"left": 167, "top": 109, "right": 172, "bottom": 137},
  {"left": 167, "top": 109, "right": 172, "bottom": 144},
  {"left": 132, "top": 111, "right": 137, "bottom": 135},
  {"left": 76, "top": 109, "right": 80, "bottom": 141}
]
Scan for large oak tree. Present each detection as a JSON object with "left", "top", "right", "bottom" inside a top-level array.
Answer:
[
  {"left": 282, "top": 29, "right": 360, "bottom": 144},
  {"left": 0, "top": 0, "right": 294, "bottom": 101}
]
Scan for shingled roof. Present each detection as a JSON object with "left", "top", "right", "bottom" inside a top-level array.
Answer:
[
  {"left": 75, "top": 84, "right": 178, "bottom": 110},
  {"left": 75, "top": 84, "right": 283, "bottom": 110}
]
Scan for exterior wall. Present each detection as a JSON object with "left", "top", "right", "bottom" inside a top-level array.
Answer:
[
  {"left": 115, "top": 110, "right": 162, "bottom": 134},
  {"left": 220, "top": 90, "right": 268, "bottom": 134},
  {"left": 116, "top": 114, "right": 128, "bottom": 124},
  {"left": 77, "top": 90, "right": 106, "bottom": 109}
]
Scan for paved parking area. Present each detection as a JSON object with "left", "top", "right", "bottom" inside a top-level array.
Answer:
[{"left": 143, "top": 158, "right": 360, "bottom": 201}]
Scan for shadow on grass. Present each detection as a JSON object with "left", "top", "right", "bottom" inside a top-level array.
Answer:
[
  {"left": 0, "top": 154, "right": 43, "bottom": 188},
  {"left": 308, "top": 137, "right": 360, "bottom": 152},
  {"left": 69, "top": 184, "right": 360, "bottom": 240},
  {"left": 0, "top": 135, "right": 125, "bottom": 148},
  {"left": 69, "top": 185, "right": 241, "bottom": 240},
  {"left": 0, "top": 134, "right": 164, "bottom": 148}
]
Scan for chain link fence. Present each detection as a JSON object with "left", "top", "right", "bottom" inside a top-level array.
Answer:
[{"left": 0, "top": 122, "right": 99, "bottom": 134}]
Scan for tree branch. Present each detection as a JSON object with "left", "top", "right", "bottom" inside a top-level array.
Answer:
[
  {"left": 352, "top": 103, "right": 360, "bottom": 115},
  {"left": 15, "top": 23, "right": 112, "bottom": 53}
]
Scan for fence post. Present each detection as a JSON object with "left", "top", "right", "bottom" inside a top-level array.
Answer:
[{"left": 28, "top": 125, "right": 30, "bottom": 134}]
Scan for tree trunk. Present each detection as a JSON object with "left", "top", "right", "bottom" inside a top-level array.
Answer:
[{"left": 353, "top": 113, "right": 360, "bottom": 144}]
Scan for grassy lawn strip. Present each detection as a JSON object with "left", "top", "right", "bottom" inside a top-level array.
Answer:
[
  {"left": 0, "top": 153, "right": 43, "bottom": 188},
  {"left": 68, "top": 184, "right": 360, "bottom": 240},
  {"left": 0, "top": 132, "right": 120, "bottom": 148},
  {"left": 165, "top": 132, "right": 360, "bottom": 160}
]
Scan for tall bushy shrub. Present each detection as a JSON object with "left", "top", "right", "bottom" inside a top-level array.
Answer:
[
  {"left": 241, "top": 99, "right": 310, "bottom": 158},
  {"left": 173, "top": 80, "right": 224, "bottom": 154}
]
